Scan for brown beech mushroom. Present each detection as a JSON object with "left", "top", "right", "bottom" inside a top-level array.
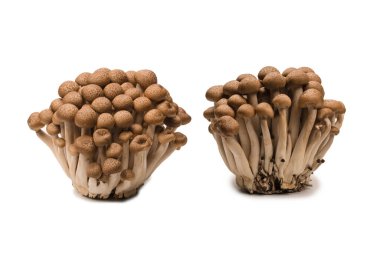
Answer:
[
  {"left": 81, "top": 84, "right": 104, "bottom": 102},
  {"left": 103, "top": 83, "right": 123, "bottom": 100},
  {"left": 108, "top": 69, "right": 128, "bottom": 84},
  {"left": 144, "top": 84, "right": 168, "bottom": 102},
  {"left": 87, "top": 68, "right": 111, "bottom": 87},
  {"left": 58, "top": 81, "right": 79, "bottom": 98},
  {"left": 135, "top": 69, "right": 157, "bottom": 90},
  {"left": 206, "top": 85, "right": 224, "bottom": 102}
]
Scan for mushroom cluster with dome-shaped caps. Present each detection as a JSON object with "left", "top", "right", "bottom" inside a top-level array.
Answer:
[
  {"left": 204, "top": 66, "right": 345, "bottom": 194},
  {"left": 28, "top": 68, "right": 191, "bottom": 199}
]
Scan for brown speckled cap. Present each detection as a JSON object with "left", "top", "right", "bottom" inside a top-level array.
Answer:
[
  {"left": 54, "top": 138, "right": 66, "bottom": 148},
  {"left": 323, "top": 99, "right": 346, "bottom": 114},
  {"left": 46, "top": 123, "right": 60, "bottom": 135},
  {"left": 236, "top": 73, "right": 256, "bottom": 81},
  {"left": 109, "top": 69, "right": 128, "bottom": 84},
  {"left": 299, "top": 89, "right": 323, "bottom": 109},
  {"left": 133, "top": 97, "right": 152, "bottom": 112},
  {"left": 307, "top": 72, "right": 322, "bottom": 83},
  {"left": 286, "top": 70, "right": 309, "bottom": 89},
  {"left": 103, "top": 83, "right": 123, "bottom": 100},
  {"left": 157, "top": 101, "right": 177, "bottom": 117},
  {"left": 164, "top": 116, "right": 181, "bottom": 128},
  {"left": 124, "top": 87, "right": 141, "bottom": 100},
  {"left": 50, "top": 98, "right": 64, "bottom": 112},
  {"left": 74, "top": 106, "right": 98, "bottom": 128},
  {"left": 238, "top": 77, "right": 261, "bottom": 95},
  {"left": 206, "top": 85, "right": 224, "bottom": 102},
  {"left": 91, "top": 97, "right": 112, "bottom": 113},
  {"left": 113, "top": 110, "right": 133, "bottom": 128},
  {"left": 317, "top": 107, "right": 334, "bottom": 120},
  {"left": 227, "top": 94, "right": 247, "bottom": 109},
  {"left": 58, "top": 81, "right": 79, "bottom": 98},
  {"left": 173, "top": 132, "right": 187, "bottom": 149},
  {"left": 129, "top": 134, "right": 152, "bottom": 152},
  {"left": 120, "top": 169, "right": 135, "bottom": 181},
  {"left": 135, "top": 69, "right": 157, "bottom": 90},
  {"left": 144, "top": 109, "right": 165, "bottom": 125},
  {"left": 63, "top": 91, "right": 83, "bottom": 108},
  {"left": 118, "top": 131, "right": 133, "bottom": 143},
  {"left": 56, "top": 103, "right": 78, "bottom": 121},
  {"left": 282, "top": 67, "right": 297, "bottom": 77},
  {"left": 298, "top": 67, "right": 315, "bottom": 73},
  {"left": 236, "top": 104, "right": 255, "bottom": 118},
  {"left": 106, "top": 143, "right": 123, "bottom": 158},
  {"left": 102, "top": 158, "right": 122, "bottom": 175},
  {"left": 87, "top": 68, "right": 111, "bottom": 87},
  {"left": 27, "top": 112, "right": 45, "bottom": 131},
  {"left": 158, "top": 130, "right": 176, "bottom": 144},
  {"left": 93, "top": 128, "right": 112, "bottom": 147},
  {"left": 203, "top": 106, "right": 215, "bottom": 121},
  {"left": 75, "top": 72, "right": 90, "bottom": 86},
  {"left": 86, "top": 163, "right": 102, "bottom": 179},
  {"left": 81, "top": 84, "right": 104, "bottom": 102},
  {"left": 255, "top": 102, "right": 274, "bottom": 118},
  {"left": 74, "top": 135, "right": 96, "bottom": 156},
  {"left": 306, "top": 81, "right": 325, "bottom": 96},
  {"left": 130, "top": 123, "right": 143, "bottom": 135},
  {"left": 223, "top": 80, "right": 240, "bottom": 96},
  {"left": 215, "top": 115, "right": 239, "bottom": 136},
  {"left": 144, "top": 84, "right": 168, "bottom": 102},
  {"left": 258, "top": 66, "right": 280, "bottom": 80},
  {"left": 272, "top": 94, "right": 292, "bottom": 109},
  {"left": 112, "top": 94, "right": 133, "bottom": 110},
  {"left": 177, "top": 107, "right": 191, "bottom": 125},
  {"left": 125, "top": 70, "right": 137, "bottom": 84},
  {"left": 214, "top": 104, "right": 235, "bottom": 118},
  {"left": 97, "top": 113, "right": 115, "bottom": 129},
  {"left": 262, "top": 71, "right": 286, "bottom": 90},
  {"left": 120, "top": 82, "right": 135, "bottom": 92},
  {"left": 39, "top": 109, "right": 53, "bottom": 125}
]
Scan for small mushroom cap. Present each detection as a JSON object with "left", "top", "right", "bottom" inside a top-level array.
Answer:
[
  {"left": 74, "top": 135, "right": 96, "bottom": 156},
  {"left": 238, "top": 77, "right": 261, "bottom": 94},
  {"left": 102, "top": 158, "right": 122, "bottom": 175},
  {"left": 317, "top": 107, "right": 334, "bottom": 120},
  {"left": 236, "top": 104, "right": 255, "bottom": 118},
  {"left": 125, "top": 71, "right": 137, "bottom": 84},
  {"left": 144, "top": 84, "right": 168, "bottom": 102},
  {"left": 158, "top": 130, "right": 176, "bottom": 144},
  {"left": 272, "top": 94, "right": 292, "bottom": 109},
  {"left": 121, "top": 82, "right": 135, "bottom": 91},
  {"left": 307, "top": 72, "right": 322, "bottom": 83},
  {"left": 106, "top": 143, "right": 123, "bottom": 158},
  {"left": 81, "top": 84, "right": 104, "bottom": 102},
  {"left": 298, "top": 67, "right": 315, "bottom": 73},
  {"left": 118, "top": 131, "right": 133, "bottom": 143},
  {"left": 215, "top": 98, "right": 228, "bottom": 107},
  {"left": 164, "top": 116, "right": 181, "bottom": 128},
  {"left": 236, "top": 73, "right": 257, "bottom": 81},
  {"left": 86, "top": 163, "right": 102, "bottom": 179},
  {"left": 87, "top": 68, "right": 111, "bottom": 87},
  {"left": 203, "top": 106, "right": 215, "bottom": 121},
  {"left": 121, "top": 169, "right": 135, "bottom": 181},
  {"left": 69, "top": 144, "right": 79, "bottom": 156},
  {"left": 135, "top": 69, "right": 157, "bottom": 90},
  {"left": 331, "top": 126, "right": 340, "bottom": 135},
  {"left": 75, "top": 72, "right": 91, "bottom": 86},
  {"left": 306, "top": 81, "right": 325, "bottom": 96},
  {"left": 50, "top": 98, "right": 64, "bottom": 112},
  {"left": 227, "top": 94, "right": 247, "bottom": 109},
  {"left": 112, "top": 94, "right": 133, "bottom": 110},
  {"left": 133, "top": 97, "right": 152, "bottom": 112},
  {"left": 255, "top": 102, "right": 274, "bottom": 118},
  {"left": 144, "top": 109, "right": 165, "bottom": 125},
  {"left": 58, "top": 81, "right": 79, "bottom": 98},
  {"left": 258, "top": 66, "right": 280, "bottom": 80},
  {"left": 173, "top": 132, "right": 187, "bottom": 148},
  {"left": 114, "top": 110, "right": 134, "bottom": 128},
  {"left": 299, "top": 88, "right": 324, "bottom": 109},
  {"left": 39, "top": 109, "right": 53, "bottom": 125},
  {"left": 157, "top": 101, "right": 178, "bottom": 117},
  {"left": 63, "top": 91, "right": 83, "bottom": 108},
  {"left": 74, "top": 106, "right": 98, "bottom": 128},
  {"left": 282, "top": 67, "right": 297, "bottom": 77},
  {"left": 52, "top": 112, "right": 62, "bottom": 125},
  {"left": 46, "top": 123, "right": 60, "bottom": 135},
  {"left": 206, "top": 85, "right": 224, "bottom": 102},
  {"left": 286, "top": 70, "right": 309, "bottom": 88},
  {"left": 323, "top": 99, "right": 346, "bottom": 114},
  {"left": 93, "top": 128, "right": 112, "bottom": 147},
  {"left": 91, "top": 97, "right": 112, "bottom": 113},
  {"left": 97, "top": 113, "right": 115, "bottom": 129},
  {"left": 130, "top": 123, "right": 143, "bottom": 135},
  {"left": 125, "top": 87, "right": 142, "bottom": 100},
  {"left": 28, "top": 112, "right": 45, "bottom": 131},
  {"left": 103, "top": 83, "right": 123, "bottom": 100},
  {"left": 54, "top": 138, "right": 65, "bottom": 148},
  {"left": 109, "top": 69, "right": 128, "bottom": 84},
  {"left": 56, "top": 104, "right": 78, "bottom": 122},
  {"left": 262, "top": 71, "right": 286, "bottom": 90},
  {"left": 178, "top": 107, "right": 191, "bottom": 125},
  {"left": 214, "top": 104, "right": 235, "bottom": 118},
  {"left": 215, "top": 115, "right": 239, "bottom": 136},
  {"left": 129, "top": 134, "right": 152, "bottom": 152},
  {"left": 223, "top": 80, "right": 240, "bottom": 96}
]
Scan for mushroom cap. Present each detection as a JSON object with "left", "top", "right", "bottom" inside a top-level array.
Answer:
[
  {"left": 323, "top": 99, "right": 346, "bottom": 114},
  {"left": 173, "top": 132, "right": 187, "bottom": 148},
  {"left": 206, "top": 85, "right": 224, "bottom": 102},
  {"left": 125, "top": 71, "right": 137, "bottom": 84},
  {"left": 97, "top": 113, "right": 115, "bottom": 129},
  {"left": 118, "top": 131, "right": 133, "bottom": 143},
  {"left": 272, "top": 94, "right": 292, "bottom": 109},
  {"left": 236, "top": 104, "right": 255, "bottom": 118},
  {"left": 177, "top": 107, "right": 191, "bottom": 125},
  {"left": 157, "top": 101, "right": 178, "bottom": 117},
  {"left": 129, "top": 134, "right": 152, "bottom": 152},
  {"left": 63, "top": 91, "right": 83, "bottom": 108},
  {"left": 286, "top": 70, "right": 309, "bottom": 88},
  {"left": 307, "top": 72, "right": 322, "bottom": 83},
  {"left": 203, "top": 106, "right": 215, "bottom": 121},
  {"left": 81, "top": 84, "right": 104, "bottom": 102},
  {"left": 120, "top": 82, "right": 135, "bottom": 92},
  {"left": 298, "top": 66, "right": 315, "bottom": 73},
  {"left": 133, "top": 96, "right": 152, "bottom": 112},
  {"left": 28, "top": 112, "right": 45, "bottom": 131},
  {"left": 135, "top": 69, "right": 157, "bottom": 90},
  {"left": 262, "top": 71, "right": 286, "bottom": 90},
  {"left": 215, "top": 115, "right": 239, "bottom": 136},
  {"left": 56, "top": 103, "right": 78, "bottom": 122},
  {"left": 331, "top": 126, "right": 340, "bottom": 135},
  {"left": 91, "top": 97, "right": 112, "bottom": 113},
  {"left": 125, "top": 87, "right": 141, "bottom": 100},
  {"left": 282, "top": 67, "right": 297, "bottom": 77},
  {"left": 238, "top": 77, "right": 261, "bottom": 94},
  {"left": 39, "top": 109, "right": 53, "bottom": 125},
  {"left": 317, "top": 107, "right": 334, "bottom": 120},
  {"left": 86, "top": 163, "right": 102, "bottom": 179},
  {"left": 52, "top": 112, "right": 62, "bottom": 125},
  {"left": 130, "top": 123, "right": 143, "bottom": 135},
  {"left": 75, "top": 72, "right": 90, "bottom": 86},
  {"left": 74, "top": 106, "right": 98, "bottom": 128},
  {"left": 112, "top": 94, "right": 133, "bottom": 110},
  {"left": 121, "top": 169, "right": 135, "bottom": 181},
  {"left": 50, "top": 98, "right": 64, "bottom": 112},
  {"left": 164, "top": 116, "right": 182, "bottom": 128},
  {"left": 109, "top": 69, "right": 128, "bottom": 84},
  {"left": 93, "top": 128, "right": 112, "bottom": 147},
  {"left": 227, "top": 94, "right": 247, "bottom": 109},
  {"left": 74, "top": 135, "right": 96, "bottom": 156},
  {"left": 258, "top": 66, "right": 280, "bottom": 80},
  {"left": 298, "top": 88, "right": 324, "bottom": 109},
  {"left": 58, "top": 81, "right": 79, "bottom": 98},
  {"left": 102, "top": 158, "right": 122, "bottom": 175},
  {"left": 106, "top": 143, "right": 123, "bottom": 158},
  {"left": 215, "top": 98, "right": 228, "bottom": 107},
  {"left": 158, "top": 130, "right": 176, "bottom": 144},
  {"left": 114, "top": 110, "right": 134, "bottom": 128},
  {"left": 255, "top": 102, "right": 274, "bottom": 118},
  {"left": 69, "top": 144, "right": 79, "bottom": 156},
  {"left": 103, "top": 83, "right": 123, "bottom": 100},
  {"left": 87, "top": 68, "right": 111, "bottom": 87},
  {"left": 223, "top": 80, "right": 240, "bottom": 96},
  {"left": 214, "top": 104, "right": 235, "bottom": 118},
  {"left": 54, "top": 138, "right": 66, "bottom": 148},
  {"left": 144, "top": 109, "right": 165, "bottom": 125},
  {"left": 306, "top": 81, "right": 325, "bottom": 96},
  {"left": 144, "top": 84, "right": 168, "bottom": 102},
  {"left": 46, "top": 123, "right": 60, "bottom": 135},
  {"left": 236, "top": 73, "right": 257, "bottom": 81}
]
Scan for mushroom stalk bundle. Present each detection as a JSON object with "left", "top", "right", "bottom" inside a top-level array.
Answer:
[
  {"left": 204, "top": 66, "right": 345, "bottom": 194},
  {"left": 28, "top": 68, "right": 190, "bottom": 199}
]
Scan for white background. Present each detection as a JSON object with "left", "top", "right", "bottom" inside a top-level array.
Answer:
[{"left": 0, "top": 0, "right": 379, "bottom": 252}]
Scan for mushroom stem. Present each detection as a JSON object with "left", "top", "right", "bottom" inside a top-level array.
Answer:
[
  {"left": 275, "top": 109, "right": 287, "bottom": 170},
  {"left": 280, "top": 133, "right": 293, "bottom": 179},
  {"left": 236, "top": 117, "right": 251, "bottom": 158},
  {"left": 65, "top": 122, "right": 78, "bottom": 181},
  {"left": 223, "top": 136, "right": 253, "bottom": 179},
  {"left": 248, "top": 95, "right": 260, "bottom": 133},
  {"left": 221, "top": 136, "right": 239, "bottom": 176},
  {"left": 260, "top": 119, "right": 273, "bottom": 174},
  {"left": 244, "top": 118, "right": 260, "bottom": 176},
  {"left": 121, "top": 141, "right": 130, "bottom": 171},
  {"left": 313, "top": 134, "right": 335, "bottom": 170},
  {"left": 288, "top": 88, "right": 303, "bottom": 147},
  {"left": 101, "top": 172, "right": 121, "bottom": 198},
  {"left": 212, "top": 133, "right": 229, "bottom": 169},
  {"left": 146, "top": 142, "right": 170, "bottom": 178},
  {"left": 335, "top": 114, "right": 345, "bottom": 129},
  {"left": 36, "top": 130, "right": 53, "bottom": 150},
  {"left": 131, "top": 150, "right": 148, "bottom": 189},
  {"left": 305, "top": 118, "right": 331, "bottom": 168},
  {"left": 75, "top": 154, "right": 91, "bottom": 195}
]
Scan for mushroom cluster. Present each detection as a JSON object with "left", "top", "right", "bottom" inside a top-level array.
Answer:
[
  {"left": 28, "top": 68, "right": 191, "bottom": 199},
  {"left": 204, "top": 66, "right": 345, "bottom": 193}
]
